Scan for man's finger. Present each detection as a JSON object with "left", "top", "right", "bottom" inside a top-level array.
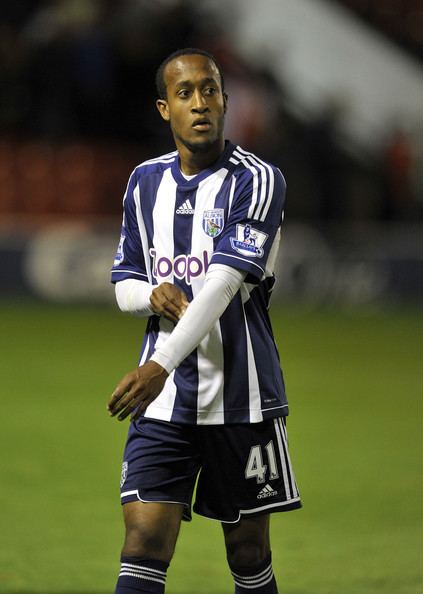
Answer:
[
  {"left": 107, "top": 373, "right": 137, "bottom": 412},
  {"left": 117, "top": 401, "right": 137, "bottom": 421},
  {"left": 108, "top": 392, "right": 132, "bottom": 416},
  {"left": 161, "top": 305, "right": 180, "bottom": 322},
  {"left": 107, "top": 392, "right": 124, "bottom": 414},
  {"left": 108, "top": 386, "right": 133, "bottom": 416},
  {"left": 131, "top": 394, "right": 154, "bottom": 421},
  {"left": 150, "top": 299, "right": 179, "bottom": 322},
  {"left": 116, "top": 382, "right": 146, "bottom": 420}
]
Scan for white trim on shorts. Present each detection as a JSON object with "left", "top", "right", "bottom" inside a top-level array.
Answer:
[
  {"left": 121, "top": 489, "right": 187, "bottom": 507},
  {"left": 198, "top": 496, "right": 302, "bottom": 524}
]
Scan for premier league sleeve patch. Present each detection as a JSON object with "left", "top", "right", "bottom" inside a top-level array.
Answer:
[
  {"left": 113, "top": 233, "right": 125, "bottom": 266},
  {"left": 203, "top": 209, "right": 224, "bottom": 238},
  {"left": 230, "top": 224, "right": 268, "bottom": 258}
]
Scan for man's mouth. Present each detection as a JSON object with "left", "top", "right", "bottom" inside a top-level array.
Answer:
[{"left": 192, "top": 118, "right": 212, "bottom": 131}]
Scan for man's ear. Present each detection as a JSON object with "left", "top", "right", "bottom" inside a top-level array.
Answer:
[
  {"left": 223, "top": 92, "right": 228, "bottom": 114},
  {"left": 156, "top": 99, "right": 170, "bottom": 121}
]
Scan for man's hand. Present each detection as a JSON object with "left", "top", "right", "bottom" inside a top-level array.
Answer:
[
  {"left": 150, "top": 282, "right": 189, "bottom": 323},
  {"left": 107, "top": 360, "right": 169, "bottom": 421}
]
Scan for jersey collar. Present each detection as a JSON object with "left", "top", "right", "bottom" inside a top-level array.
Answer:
[{"left": 171, "top": 140, "right": 235, "bottom": 190}]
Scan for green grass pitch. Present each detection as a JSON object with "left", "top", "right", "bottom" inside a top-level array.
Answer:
[{"left": 0, "top": 301, "right": 422, "bottom": 594}]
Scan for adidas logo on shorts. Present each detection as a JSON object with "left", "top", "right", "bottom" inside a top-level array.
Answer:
[
  {"left": 257, "top": 484, "right": 278, "bottom": 499},
  {"left": 176, "top": 199, "right": 195, "bottom": 215}
]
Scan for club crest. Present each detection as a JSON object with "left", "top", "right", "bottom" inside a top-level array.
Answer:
[
  {"left": 230, "top": 224, "right": 268, "bottom": 258},
  {"left": 202, "top": 209, "right": 224, "bottom": 238}
]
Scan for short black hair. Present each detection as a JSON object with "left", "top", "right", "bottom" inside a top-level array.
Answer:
[{"left": 155, "top": 48, "right": 225, "bottom": 100}]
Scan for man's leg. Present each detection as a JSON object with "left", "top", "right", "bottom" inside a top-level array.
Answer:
[
  {"left": 223, "top": 514, "right": 278, "bottom": 594},
  {"left": 115, "top": 501, "right": 184, "bottom": 594}
]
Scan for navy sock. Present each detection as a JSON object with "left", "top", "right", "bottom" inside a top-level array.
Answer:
[
  {"left": 231, "top": 553, "right": 278, "bottom": 593},
  {"left": 115, "top": 556, "right": 169, "bottom": 594}
]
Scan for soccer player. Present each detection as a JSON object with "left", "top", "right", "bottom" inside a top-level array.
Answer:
[{"left": 108, "top": 48, "right": 301, "bottom": 594}]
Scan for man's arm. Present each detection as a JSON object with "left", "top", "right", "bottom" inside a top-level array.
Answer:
[
  {"left": 116, "top": 279, "right": 189, "bottom": 323},
  {"left": 107, "top": 264, "right": 246, "bottom": 421}
]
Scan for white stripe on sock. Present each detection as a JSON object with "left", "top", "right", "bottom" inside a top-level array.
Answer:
[
  {"left": 233, "top": 571, "right": 274, "bottom": 590},
  {"left": 118, "top": 571, "right": 166, "bottom": 585},
  {"left": 120, "top": 562, "right": 166, "bottom": 576},
  {"left": 231, "top": 563, "right": 273, "bottom": 581}
]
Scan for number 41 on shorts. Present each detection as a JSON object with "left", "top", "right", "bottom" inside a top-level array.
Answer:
[{"left": 245, "top": 441, "right": 279, "bottom": 484}]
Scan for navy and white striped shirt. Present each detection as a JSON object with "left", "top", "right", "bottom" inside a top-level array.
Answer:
[{"left": 111, "top": 141, "right": 288, "bottom": 425}]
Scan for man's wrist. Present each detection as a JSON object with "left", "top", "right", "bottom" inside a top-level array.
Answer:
[{"left": 149, "top": 351, "right": 175, "bottom": 375}]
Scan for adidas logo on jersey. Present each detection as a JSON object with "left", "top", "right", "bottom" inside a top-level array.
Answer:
[
  {"left": 176, "top": 199, "right": 195, "bottom": 215},
  {"left": 257, "top": 484, "right": 278, "bottom": 499}
]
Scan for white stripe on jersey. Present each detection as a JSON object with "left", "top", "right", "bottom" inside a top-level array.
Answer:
[
  {"left": 139, "top": 335, "right": 150, "bottom": 365},
  {"left": 265, "top": 227, "right": 281, "bottom": 279},
  {"left": 144, "top": 319, "right": 178, "bottom": 422},
  {"left": 143, "top": 170, "right": 178, "bottom": 421},
  {"left": 240, "top": 282, "right": 256, "bottom": 304},
  {"left": 133, "top": 182, "right": 153, "bottom": 284},
  {"left": 234, "top": 149, "right": 268, "bottom": 221},
  {"left": 152, "top": 168, "right": 177, "bottom": 283},
  {"left": 236, "top": 146, "right": 276, "bottom": 222},
  {"left": 258, "top": 166, "right": 275, "bottom": 222},
  {"left": 140, "top": 151, "right": 178, "bottom": 166},
  {"left": 113, "top": 269, "right": 148, "bottom": 279},
  {"left": 228, "top": 174, "right": 236, "bottom": 216},
  {"left": 191, "top": 170, "right": 227, "bottom": 424},
  {"left": 230, "top": 152, "right": 260, "bottom": 220},
  {"left": 243, "top": 310, "right": 263, "bottom": 422}
]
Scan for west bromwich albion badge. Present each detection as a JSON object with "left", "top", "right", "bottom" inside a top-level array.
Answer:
[{"left": 202, "top": 209, "right": 224, "bottom": 238}]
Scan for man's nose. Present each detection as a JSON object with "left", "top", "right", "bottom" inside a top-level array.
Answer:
[{"left": 191, "top": 90, "right": 209, "bottom": 112}]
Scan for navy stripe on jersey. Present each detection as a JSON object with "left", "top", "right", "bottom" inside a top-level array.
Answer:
[
  {"left": 171, "top": 186, "right": 198, "bottom": 423},
  {"left": 219, "top": 293, "right": 250, "bottom": 423},
  {"left": 244, "top": 290, "right": 287, "bottom": 419},
  {"left": 111, "top": 141, "right": 289, "bottom": 425}
]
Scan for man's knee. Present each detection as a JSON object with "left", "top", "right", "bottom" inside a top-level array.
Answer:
[
  {"left": 226, "top": 540, "right": 269, "bottom": 569},
  {"left": 122, "top": 501, "right": 183, "bottom": 562},
  {"left": 223, "top": 515, "right": 270, "bottom": 569},
  {"left": 123, "top": 523, "right": 169, "bottom": 558}
]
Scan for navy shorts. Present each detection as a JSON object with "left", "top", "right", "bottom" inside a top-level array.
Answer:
[{"left": 119, "top": 417, "right": 301, "bottom": 523}]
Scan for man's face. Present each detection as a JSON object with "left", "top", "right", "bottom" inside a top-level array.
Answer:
[{"left": 156, "top": 54, "right": 227, "bottom": 153}]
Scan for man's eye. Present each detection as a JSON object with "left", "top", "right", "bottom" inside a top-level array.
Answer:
[
  {"left": 178, "top": 90, "right": 190, "bottom": 98},
  {"left": 204, "top": 87, "right": 216, "bottom": 96}
]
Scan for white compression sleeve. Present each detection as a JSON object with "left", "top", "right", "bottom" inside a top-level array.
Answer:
[
  {"left": 150, "top": 264, "right": 246, "bottom": 373},
  {"left": 115, "top": 278, "right": 154, "bottom": 316}
]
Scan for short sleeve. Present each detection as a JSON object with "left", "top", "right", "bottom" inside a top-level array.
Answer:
[
  {"left": 211, "top": 165, "right": 286, "bottom": 282},
  {"left": 111, "top": 169, "right": 149, "bottom": 284}
]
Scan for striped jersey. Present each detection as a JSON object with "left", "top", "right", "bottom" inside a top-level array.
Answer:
[{"left": 111, "top": 141, "right": 288, "bottom": 425}]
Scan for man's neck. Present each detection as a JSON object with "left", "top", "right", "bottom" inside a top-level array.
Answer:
[{"left": 176, "top": 139, "right": 225, "bottom": 176}]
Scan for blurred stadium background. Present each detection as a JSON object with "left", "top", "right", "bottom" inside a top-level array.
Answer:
[{"left": 1, "top": 1, "right": 422, "bottom": 593}]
